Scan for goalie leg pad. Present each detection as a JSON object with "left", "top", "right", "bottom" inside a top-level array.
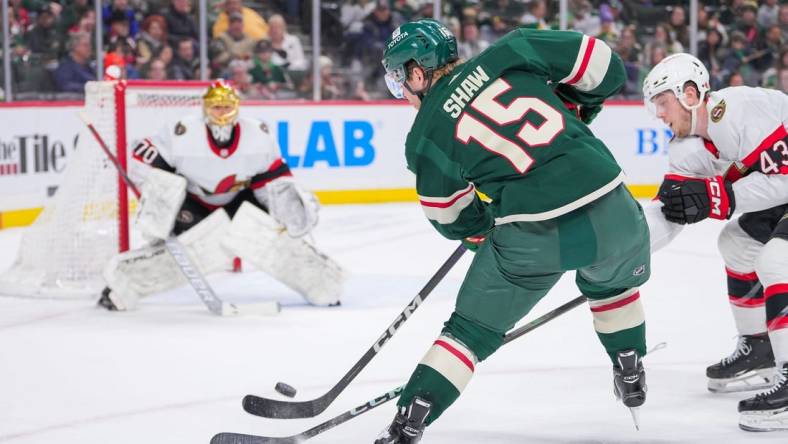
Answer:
[
  {"left": 222, "top": 201, "right": 345, "bottom": 306},
  {"left": 103, "top": 209, "right": 232, "bottom": 310}
]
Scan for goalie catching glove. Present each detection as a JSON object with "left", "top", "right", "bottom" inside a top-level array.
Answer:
[
  {"left": 257, "top": 179, "right": 319, "bottom": 238},
  {"left": 658, "top": 175, "right": 735, "bottom": 224}
]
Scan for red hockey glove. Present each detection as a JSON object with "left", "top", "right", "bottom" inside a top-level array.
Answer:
[{"left": 658, "top": 175, "right": 735, "bottom": 224}]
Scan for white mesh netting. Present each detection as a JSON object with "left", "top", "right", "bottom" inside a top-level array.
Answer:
[{"left": 0, "top": 81, "right": 208, "bottom": 298}]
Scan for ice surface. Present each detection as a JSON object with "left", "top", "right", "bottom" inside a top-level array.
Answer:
[{"left": 0, "top": 203, "right": 783, "bottom": 443}]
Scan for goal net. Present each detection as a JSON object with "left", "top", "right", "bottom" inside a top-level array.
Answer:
[{"left": 0, "top": 80, "right": 210, "bottom": 298}]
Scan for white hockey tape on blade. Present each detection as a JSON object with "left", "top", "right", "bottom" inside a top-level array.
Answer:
[{"left": 221, "top": 301, "right": 281, "bottom": 316}]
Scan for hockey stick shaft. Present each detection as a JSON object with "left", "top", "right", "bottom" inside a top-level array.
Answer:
[
  {"left": 78, "top": 113, "right": 276, "bottom": 316},
  {"left": 242, "top": 244, "right": 468, "bottom": 419},
  {"left": 213, "top": 294, "right": 588, "bottom": 444}
]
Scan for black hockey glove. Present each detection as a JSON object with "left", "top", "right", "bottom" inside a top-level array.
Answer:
[{"left": 658, "top": 175, "right": 735, "bottom": 224}]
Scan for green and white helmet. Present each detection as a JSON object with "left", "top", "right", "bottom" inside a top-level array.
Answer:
[{"left": 381, "top": 19, "right": 458, "bottom": 99}]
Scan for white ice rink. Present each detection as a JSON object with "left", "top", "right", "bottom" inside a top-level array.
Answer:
[{"left": 1, "top": 202, "right": 785, "bottom": 443}]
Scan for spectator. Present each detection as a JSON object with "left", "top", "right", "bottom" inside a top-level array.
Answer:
[
  {"left": 480, "top": 15, "right": 510, "bottom": 43},
  {"left": 340, "top": 0, "right": 374, "bottom": 65},
  {"left": 361, "top": 0, "right": 403, "bottom": 65},
  {"left": 136, "top": 15, "right": 168, "bottom": 67},
  {"left": 596, "top": 5, "right": 619, "bottom": 46},
  {"left": 212, "top": 0, "right": 268, "bottom": 40},
  {"left": 170, "top": 37, "right": 198, "bottom": 79},
  {"left": 778, "top": 67, "right": 788, "bottom": 92},
  {"left": 105, "top": 10, "right": 137, "bottom": 65},
  {"left": 762, "top": 48, "right": 788, "bottom": 89},
  {"left": 457, "top": 20, "right": 490, "bottom": 60},
  {"left": 569, "top": 0, "right": 600, "bottom": 37},
  {"left": 757, "top": 0, "right": 779, "bottom": 29},
  {"left": 616, "top": 24, "right": 641, "bottom": 64},
  {"left": 9, "top": 0, "right": 30, "bottom": 36},
  {"left": 704, "top": 10, "right": 730, "bottom": 47},
  {"left": 668, "top": 6, "right": 689, "bottom": 49},
  {"left": 646, "top": 23, "right": 683, "bottom": 58},
  {"left": 24, "top": 6, "right": 61, "bottom": 64},
  {"left": 299, "top": 55, "right": 343, "bottom": 100},
  {"left": 736, "top": 0, "right": 760, "bottom": 47},
  {"left": 520, "top": 0, "right": 548, "bottom": 29},
  {"left": 68, "top": 9, "right": 97, "bottom": 37},
  {"left": 144, "top": 58, "right": 169, "bottom": 80},
  {"left": 8, "top": 41, "right": 55, "bottom": 94},
  {"left": 722, "top": 31, "right": 757, "bottom": 85},
  {"left": 646, "top": 44, "right": 668, "bottom": 70},
  {"left": 164, "top": 0, "right": 198, "bottom": 46},
  {"left": 698, "top": 28, "right": 726, "bottom": 89},
  {"left": 728, "top": 70, "right": 745, "bottom": 86},
  {"left": 248, "top": 39, "right": 288, "bottom": 99},
  {"left": 267, "top": 14, "right": 306, "bottom": 71},
  {"left": 227, "top": 58, "right": 260, "bottom": 98},
  {"left": 391, "top": 0, "right": 414, "bottom": 21},
  {"left": 54, "top": 32, "right": 96, "bottom": 93},
  {"left": 102, "top": 0, "right": 139, "bottom": 37},
  {"left": 780, "top": 4, "right": 788, "bottom": 43},
  {"left": 480, "top": 0, "right": 524, "bottom": 29},
  {"left": 756, "top": 24, "right": 784, "bottom": 71},
  {"left": 59, "top": 0, "right": 90, "bottom": 36},
  {"left": 718, "top": 0, "right": 744, "bottom": 27},
  {"left": 211, "top": 12, "right": 256, "bottom": 69}
]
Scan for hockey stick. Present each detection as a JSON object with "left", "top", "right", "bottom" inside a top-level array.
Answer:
[
  {"left": 211, "top": 294, "right": 589, "bottom": 444},
  {"left": 243, "top": 244, "right": 468, "bottom": 419},
  {"left": 79, "top": 112, "right": 280, "bottom": 317}
]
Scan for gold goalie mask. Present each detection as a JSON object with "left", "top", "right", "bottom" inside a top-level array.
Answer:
[{"left": 203, "top": 80, "right": 240, "bottom": 143}]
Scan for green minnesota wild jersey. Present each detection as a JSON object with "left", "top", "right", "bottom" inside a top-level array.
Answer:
[{"left": 407, "top": 28, "right": 627, "bottom": 240}]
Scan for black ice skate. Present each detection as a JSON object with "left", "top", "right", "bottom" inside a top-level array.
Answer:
[
  {"left": 706, "top": 334, "right": 777, "bottom": 393},
  {"left": 613, "top": 349, "right": 647, "bottom": 430},
  {"left": 97, "top": 287, "right": 118, "bottom": 311},
  {"left": 374, "top": 397, "right": 431, "bottom": 444},
  {"left": 738, "top": 363, "right": 788, "bottom": 432}
]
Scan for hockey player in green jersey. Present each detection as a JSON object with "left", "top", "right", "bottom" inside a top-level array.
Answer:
[{"left": 376, "top": 20, "right": 652, "bottom": 443}]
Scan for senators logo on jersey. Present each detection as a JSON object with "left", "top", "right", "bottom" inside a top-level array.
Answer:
[{"left": 710, "top": 100, "right": 726, "bottom": 123}]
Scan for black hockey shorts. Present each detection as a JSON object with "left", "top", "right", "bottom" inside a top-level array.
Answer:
[
  {"left": 738, "top": 204, "right": 788, "bottom": 244},
  {"left": 173, "top": 189, "right": 268, "bottom": 235}
]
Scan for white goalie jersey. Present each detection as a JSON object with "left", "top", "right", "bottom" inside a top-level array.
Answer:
[{"left": 131, "top": 115, "right": 292, "bottom": 208}]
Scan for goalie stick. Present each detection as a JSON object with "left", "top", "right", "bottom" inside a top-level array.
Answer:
[
  {"left": 243, "top": 244, "right": 468, "bottom": 419},
  {"left": 79, "top": 112, "right": 280, "bottom": 317},
  {"left": 211, "top": 294, "right": 589, "bottom": 444}
]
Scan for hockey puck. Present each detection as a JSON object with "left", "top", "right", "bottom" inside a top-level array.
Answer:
[{"left": 275, "top": 382, "right": 297, "bottom": 398}]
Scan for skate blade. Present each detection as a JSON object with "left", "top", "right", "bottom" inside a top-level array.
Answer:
[
  {"left": 707, "top": 368, "right": 777, "bottom": 393},
  {"left": 739, "top": 407, "right": 788, "bottom": 432},
  {"left": 628, "top": 407, "right": 641, "bottom": 430}
]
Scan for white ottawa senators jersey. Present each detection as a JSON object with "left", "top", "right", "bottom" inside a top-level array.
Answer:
[
  {"left": 667, "top": 86, "right": 788, "bottom": 214},
  {"left": 132, "top": 116, "right": 292, "bottom": 207}
]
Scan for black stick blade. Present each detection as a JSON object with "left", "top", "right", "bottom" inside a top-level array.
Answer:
[
  {"left": 242, "top": 394, "right": 327, "bottom": 419},
  {"left": 211, "top": 432, "right": 297, "bottom": 444}
]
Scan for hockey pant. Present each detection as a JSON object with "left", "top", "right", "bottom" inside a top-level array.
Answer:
[
  {"left": 103, "top": 202, "right": 344, "bottom": 309},
  {"left": 398, "top": 185, "right": 651, "bottom": 424},
  {"left": 718, "top": 205, "right": 788, "bottom": 364}
]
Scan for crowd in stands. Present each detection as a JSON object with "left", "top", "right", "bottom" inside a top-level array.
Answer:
[{"left": 0, "top": 0, "right": 786, "bottom": 100}]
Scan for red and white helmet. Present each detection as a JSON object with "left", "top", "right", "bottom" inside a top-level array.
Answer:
[{"left": 642, "top": 53, "right": 710, "bottom": 113}]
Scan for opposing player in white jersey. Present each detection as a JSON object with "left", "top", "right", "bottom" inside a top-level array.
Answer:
[
  {"left": 97, "top": 80, "right": 344, "bottom": 311},
  {"left": 643, "top": 54, "right": 788, "bottom": 431}
]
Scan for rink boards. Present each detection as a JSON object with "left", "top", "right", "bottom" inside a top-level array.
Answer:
[{"left": 0, "top": 100, "right": 669, "bottom": 228}]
